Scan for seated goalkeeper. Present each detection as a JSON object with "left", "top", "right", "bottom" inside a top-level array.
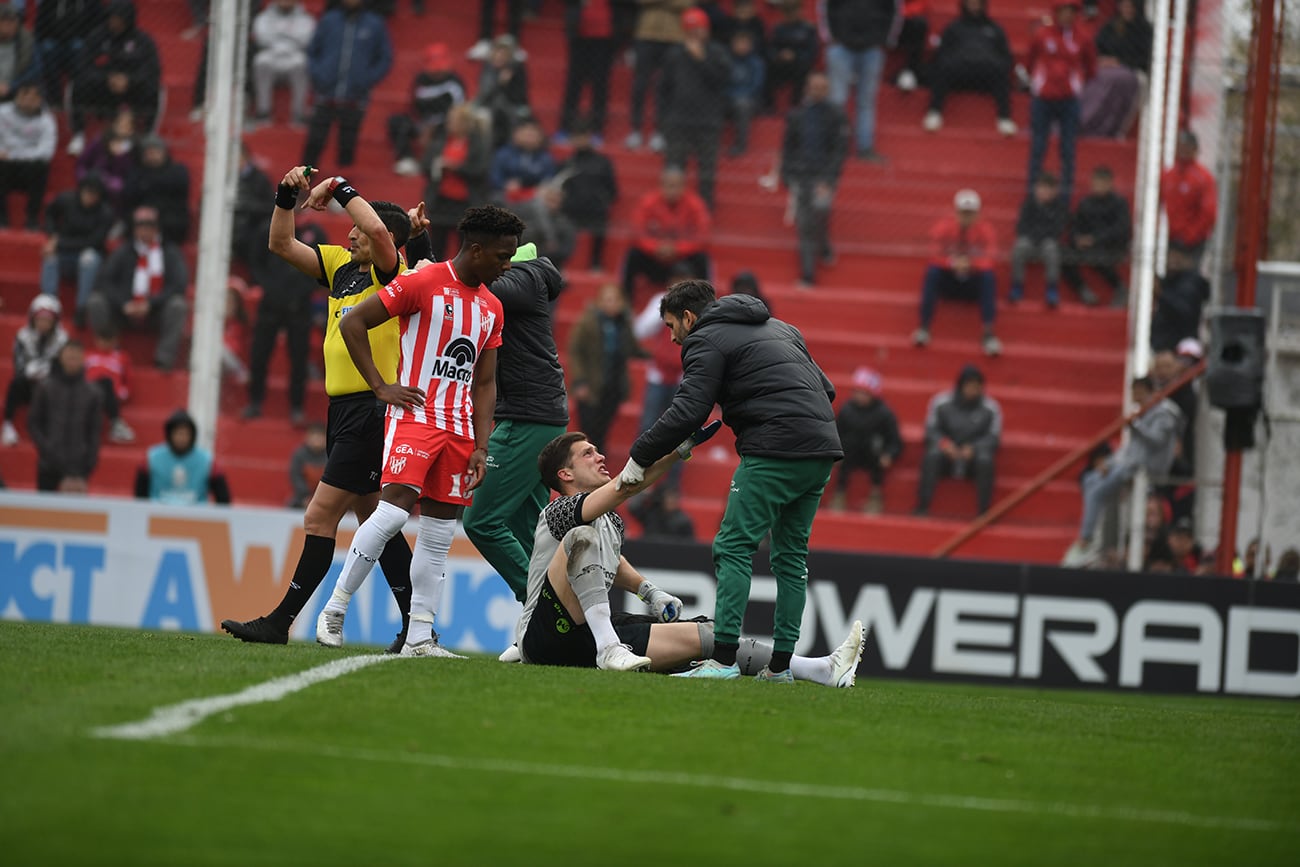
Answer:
[{"left": 518, "top": 430, "right": 865, "bottom": 686}]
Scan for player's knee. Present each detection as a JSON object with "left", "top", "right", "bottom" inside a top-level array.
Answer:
[{"left": 563, "top": 525, "right": 599, "bottom": 557}]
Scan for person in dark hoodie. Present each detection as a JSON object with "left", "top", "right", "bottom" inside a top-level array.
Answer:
[
  {"left": 780, "top": 71, "right": 849, "bottom": 288},
  {"left": 1008, "top": 170, "right": 1068, "bottom": 307},
  {"left": 462, "top": 242, "right": 569, "bottom": 606},
  {"left": 388, "top": 42, "right": 465, "bottom": 176},
  {"left": 29, "top": 340, "right": 101, "bottom": 492},
  {"left": 923, "top": 0, "right": 1016, "bottom": 136},
  {"left": 658, "top": 8, "right": 730, "bottom": 209},
  {"left": 624, "top": 280, "right": 842, "bottom": 681},
  {"left": 39, "top": 172, "right": 113, "bottom": 316},
  {"left": 1061, "top": 164, "right": 1130, "bottom": 306},
  {"left": 1094, "top": 0, "right": 1151, "bottom": 74},
  {"left": 68, "top": 0, "right": 161, "bottom": 155},
  {"left": 558, "top": 117, "right": 618, "bottom": 270},
  {"left": 914, "top": 364, "right": 1001, "bottom": 516},
  {"left": 134, "top": 409, "right": 231, "bottom": 505},
  {"left": 822, "top": 0, "right": 896, "bottom": 161},
  {"left": 832, "top": 366, "right": 902, "bottom": 514},
  {"left": 764, "top": 0, "right": 818, "bottom": 111},
  {"left": 123, "top": 135, "right": 192, "bottom": 245},
  {"left": 301, "top": 0, "right": 392, "bottom": 168},
  {"left": 1150, "top": 247, "right": 1210, "bottom": 352}
]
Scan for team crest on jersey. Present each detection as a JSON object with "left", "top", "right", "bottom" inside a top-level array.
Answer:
[
  {"left": 389, "top": 456, "right": 407, "bottom": 475},
  {"left": 444, "top": 302, "right": 455, "bottom": 320}
]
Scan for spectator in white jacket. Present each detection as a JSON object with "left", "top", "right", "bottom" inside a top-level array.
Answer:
[
  {"left": 0, "top": 82, "right": 57, "bottom": 228},
  {"left": 251, "top": 0, "right": 316, "bottom": 125}
]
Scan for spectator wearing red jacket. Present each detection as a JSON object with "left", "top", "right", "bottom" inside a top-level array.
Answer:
[
  {"left": 913, "top": 189, "right": 1002, "bottom": 357},
  {"left": 620, "top": 167, "right": 712, "bottom": 302},
  {"left": 83, "top": 325, "right": 135, "bottom": 443},
  {"left": 1027, "top": 1, "right": 1096, "bottom": 202},
  {"left": 1160, "top": 130, "right": 1217, "bottom": 266}
]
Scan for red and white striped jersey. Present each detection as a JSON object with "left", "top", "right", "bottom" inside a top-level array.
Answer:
[{"left": 378, "top": 261, "right": 504, "bottom": 436}]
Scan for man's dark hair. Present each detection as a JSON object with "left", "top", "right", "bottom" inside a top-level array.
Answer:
[
  {"left": 538, "top": 431, "right": 588, "bottom": 493},
  {"left": 660, "top": 279, "right": 716, "bottom": 319},
  {"left": 458, "top": 204, "right": 526, "bottom": 246},
  {"left": 370, "top": 201, "right": 411, "bottom": 248},
  {"left": 62, "top": 338, "right": 84, "bottom": 353},
  {"left": 1092, "top": 164, "right": 1114, "bottom": 179},
  {"left": 1035, "top": 171, "right": 1059, "bottom": 188},
  {"left": 1132, "top": 375, "right": 1155, "bottom": 391}
]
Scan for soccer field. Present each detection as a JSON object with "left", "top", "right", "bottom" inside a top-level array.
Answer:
[{"left": 1, "top": 622, "right": 1296, "bottom": 866}]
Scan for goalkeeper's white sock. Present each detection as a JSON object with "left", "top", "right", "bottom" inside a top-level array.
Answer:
[
  {"left": 325, "top": 500, "right": 409, "bottom": 613},
  {"left": 564, "top": 526, "right": 619, "bottom": 650},
  {"left": 790, "top": 654, "right": 832, "bottom": 686},
  {"left": 582, "top": 601, "right": 621, "bottom": 650}
]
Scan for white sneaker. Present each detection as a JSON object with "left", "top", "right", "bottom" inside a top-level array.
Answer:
[
  {"left": 911, "top": 327, "right": 931, "bottom": 347},
  {"left": 0, "top": 420, "right": 18, "bottom": 446},
  {"left": 316, "top": 607, "right": 345, "bottom": 647},
  {"left": 401, "top": 639, "right": 467, "bottom": 658},
  {"left": 109, "top": 418, "right": 136, "bottom": 443},
  {"left": 1061, "top": 539, "right": 1099, "bottom": 568},
  {"left": 922, "top": 111, "right": 942, "bottom": 132},
  {"left": 624, "top": 130, "right": 642, "bottom": 150},
  {"left": 827, "top": 619, "right": 865, "bottom": 688},
  {"left": 897, "top": 70, "right": 918, "bottom": 92},
  {"left": 467, "top": 39, "right": 491, "bottom": 60},
  {"left": 66, "top": 132, "right": 85, "bottom": 156},
  {"left": 393, "top": 156, "right": 421, "bottom": 176},
  {"left": 997, "top": 118, "right": 1018, "bottom": 137},
  {"left": 596, "top": 642, "right": 652, "bottom": 672},
  {"left": 648, "top": 132, "right": 665, "bottom": 153},
  {"left": 982, "top": 333, "right": 1003, "bottom": 357},
  {"left": 498, "top": 643, "right": 522, "bottom": 663}
]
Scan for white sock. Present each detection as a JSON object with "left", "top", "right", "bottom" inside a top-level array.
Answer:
[
  {"left": 583, "top": 601, "right": 621, "bottom": 650},
  {"left": 407, "top": 516, "right": 455, "bottom": 645},
  {"left": 790, "top": 654, "right": 833, "bottom": 686},
  {"left": 326, "top": 500, "right": 409, "bottom": 612}
]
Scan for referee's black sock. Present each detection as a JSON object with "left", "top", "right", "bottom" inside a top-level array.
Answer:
[
  {"left": 714, "top": 641, "right": 738, "bottom": 667},
  {"left": 268, "top": 534, "right": 336, "bottom": 630},
  {"left": 378, "top": 532, "right": 413, "bottom": 624},
  {"left": 768, "top": 651, "right": 793, "bottom": 674}
]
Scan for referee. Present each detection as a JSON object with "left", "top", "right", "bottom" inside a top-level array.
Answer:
[{"left": 222, "top": 165, "right": 432, "bottom": 650}]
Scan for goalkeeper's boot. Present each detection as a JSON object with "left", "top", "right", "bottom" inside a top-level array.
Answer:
[
  {"left": 671, "top": 659, "right": 741, "bottom": 680},
  {"left": 315, "top": 607, "right": 345, "bottom": 648},
  {"left": 220, "top": 616, "right": 289, "bottom": 645},
  {"left": 385, "top": 617, "right": 410, "bottom": 655},
  {"left": 828, "top": 619, "right": 865, "bottom": 688},
  {"left": 596, "top": 643, "right": 652, "bottom": 672},
  {"left": 754, "top": 666, "right": 795, "bottom": 683}
]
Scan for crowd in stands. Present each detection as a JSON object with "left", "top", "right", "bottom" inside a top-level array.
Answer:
[{"left": 0, "top": 0, "right": 1273, "bottom": 578}]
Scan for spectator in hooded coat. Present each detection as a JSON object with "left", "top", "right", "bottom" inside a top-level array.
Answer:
[
  {"left": 123, "top": 135, "right": 191, "bottom": 245},
  {"left": 134, "top": 409, "right": 231, "bottom": 504},
  {"left": 28, "top": 339, "right": 101, "bottom": 492},
  {"left": 914, "top": 364, "right": 1001, "bottom": 516},
  {"left": 40, "top": 171, "right": 114, "bottom": 316},
  {"left": 68, "top": 0, "right": 161, "bottom": 155},
  {"left": 924, "top": 0, "right": 1016, "bottom": 136},
  {"left": 2, "top": 293, "right": 68, "bottom": 447},
  {"left": 832, "top": 366, "right": 901, "bottom": 514}
]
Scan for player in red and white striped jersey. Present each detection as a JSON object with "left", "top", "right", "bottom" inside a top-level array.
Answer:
[{"left": 315, "top": 205, "right": 526, "bottom": 657}]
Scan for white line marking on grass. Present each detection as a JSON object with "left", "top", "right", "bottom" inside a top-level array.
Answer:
[
  {"left": 90, "top": 655, "right": 396, "bottom": 741},
  {"left": 165, "top": 736, "right": 1291, "bottom": 834}
]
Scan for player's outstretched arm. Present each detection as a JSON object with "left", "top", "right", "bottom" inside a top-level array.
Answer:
[
  {"left": 268, "top": 165, "right": 324, "bottom": 279},
  {"left": 588, "top": 420, "right": 723, "bottom": 516},
  {"left": 339, "top": 294, "right": 425, "bottom": 411}
]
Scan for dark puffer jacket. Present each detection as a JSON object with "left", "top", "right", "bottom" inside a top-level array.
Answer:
[
  {"left": 29, "top": 362, "right": 101, "bottom": 477},
  {"left": 630, "top": 294, "right": 842, "bottom": 464},
  {"left": 824, "top": 0, "right": 899, "bottom": 51},
  {"left": 488, "top": 257, "right": 568, "bottom": 426}
]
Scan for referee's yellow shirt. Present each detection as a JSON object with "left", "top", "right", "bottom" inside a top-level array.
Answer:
[{"left": 315, "top": 244, "right": 402, "bottom": 397}]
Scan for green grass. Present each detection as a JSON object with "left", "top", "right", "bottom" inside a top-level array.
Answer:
[{"left": 1, "top": 621, "right": 1297, "bottom": 866}]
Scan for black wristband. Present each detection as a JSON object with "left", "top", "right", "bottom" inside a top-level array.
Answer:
[
  {"left": 275, "top": 183, "right": 297, "bottom": 209},
  {"left": 332, "top": 179, "right": 360, "bottom": 207}
]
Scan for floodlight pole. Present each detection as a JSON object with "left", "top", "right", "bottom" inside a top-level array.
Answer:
[{"left": 188, "top": 0, "right": 250, "bottom": 453}]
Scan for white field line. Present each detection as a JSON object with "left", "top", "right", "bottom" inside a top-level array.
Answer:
[
  {"left": 90, "top": 655, "right": 396, "bottom": 741},
  {"left": 163, "top": 735, "right": 1291, "bottom": 834}
]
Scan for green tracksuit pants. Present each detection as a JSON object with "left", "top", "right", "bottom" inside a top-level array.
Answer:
[
  {"left": 711, "top": 454, "right": 834, "bottom": 653},
  {"left": 463, "top": 419, "right": 568, "bottom": 602}
]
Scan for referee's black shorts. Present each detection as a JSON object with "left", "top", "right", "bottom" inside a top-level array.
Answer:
[
  {"left": 520, "top": 575, "right": 653, "bottom": 668},
  {"left": 321, "top": 392, "right": 386, "bottom": 495}
]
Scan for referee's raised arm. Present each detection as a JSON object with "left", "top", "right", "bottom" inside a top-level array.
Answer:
[
  {"left": 301, "top": 173, "right": 399, "bottom": 275},
  {"left": 268, "top": 165, "right": 325, "bottom": 279}
]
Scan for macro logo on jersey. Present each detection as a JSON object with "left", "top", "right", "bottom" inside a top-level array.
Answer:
[{"left": 432, "top": 337, "right": 478, "bottom": 384}]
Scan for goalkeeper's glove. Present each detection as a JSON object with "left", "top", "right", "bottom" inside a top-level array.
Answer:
[
  {"left": 637, "top": 580, "right": 683, "bottom": 622},
  {"left": 675, "top": 419, "right": 724, "bottom": 461},
  {"left": 615, "top": 458, "right": 646, "bottom": 490}
]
